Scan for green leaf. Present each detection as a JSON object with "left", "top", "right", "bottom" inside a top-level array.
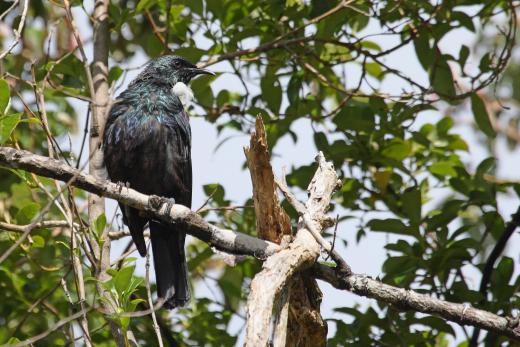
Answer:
[
  {"left": 476, "top": 157, "right": 495, "bottom": 178},
  {"left": 402, "top": 188, "right": 421, "bottom": 224},
  {"left": 381, "top": 139, "right": 412, "bottom": 161},
  {"left": 459, "top": 45, "right": 470, "bottom": 67},
  {"left": 136, "top": 0, "right": 155, "bottom": 12},
  {"left": 495, "top": 256, "right": 514, "bottom": 284},
  {"left": 287, "top": 75, "right": 301, "bottom": 104},
  {"left": 108, "top": 66, "right": 123, "bottom": 84},
  {"left": 202, "top": 183, "right": 227, "bottom": 205},
  {"left": 16, "top": 202, "right": 40, "bottom": 224},
  {"left": 365, "top": 62, "right": 383, "bottom": 80},
  {"left": 414, "top": 32, "right": 433, "bottom": 69},
  {"left": 94, "top": 213, "right": 107, "bottom": 237},
  {"left": 367, "top": 219, "right": 409, "bottom": 235},
  {"left": 114, "top": 265, "right": 135, "bottom": 295},
  {"left": 31, "top": 235, "right": 45, "bottom": 248},
  {"left": 261, "top": 76, "right": 282, "bottom": 113},
  {"left": 0, "top": 79, "right": 10, "bottom": 115},
  {"left": 430, "top": 56, "right": 456, "bottom": 98},
  {"left": 0, "top": 113, "right": 22, "bottom": 144},
  {"left": 383, "top": 256, "right": 417, "bottom": 276},
  {"left": 429, "top": 161, "right": 458, "bottom": 177},
  {"left": 470, "top": 93, "right": 495, "bottom": 138},
  {"left": 334, "top": 105, "right": 375, "bottom": 132}
]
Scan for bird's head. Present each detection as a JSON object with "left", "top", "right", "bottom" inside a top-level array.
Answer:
[{"left": 143, "top": 55, "right": 214, "bottom": 85}]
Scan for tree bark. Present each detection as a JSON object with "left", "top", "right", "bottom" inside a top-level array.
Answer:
[
  {"left": 90, "top": 1, "right": 135, "bottom": 345},
  {"left": 244, "top": 116, "right": 326, "bottom": 347},
  {"left": 244, "top": 149, "right": 338, "bottom": 347}
]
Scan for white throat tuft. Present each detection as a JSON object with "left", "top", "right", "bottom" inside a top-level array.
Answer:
[{"left": 172, "top": 82, "right": 194, "bottom": 108}]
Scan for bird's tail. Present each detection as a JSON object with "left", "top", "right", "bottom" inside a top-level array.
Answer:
[{"left": 149, "top": 221, "right": 190, "bottom": 309}]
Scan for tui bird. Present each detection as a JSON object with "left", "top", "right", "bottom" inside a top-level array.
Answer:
[{"left": 103, "top": 55, "right": 213, "bottom": 308}]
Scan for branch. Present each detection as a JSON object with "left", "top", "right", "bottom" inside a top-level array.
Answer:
[
  {"left": 312, "top": 265, "right": 520, "bottom": 341},
  {"left": 275, "top": 166, "right": 352, "bottom": 277},
  {"left": 244, "top": 115, "right": 291, "bottom": 243},
  {"left": 0, "top": 220, "right": 78, "bottom": 232},
  {"left": 6, "top": 307, "right": 94, "bottom": 347},
  {"left": 0, "top": 146, "right": 280, "bottom": 258},
  {"left": 0, "top": 0, "right": 28, "bottom": 60},
  {"left": 470, "top": 205, "right": 520, "bottom": 345},
  {"left": 198, "top": 0, "right": 354, "bottom": 68}
]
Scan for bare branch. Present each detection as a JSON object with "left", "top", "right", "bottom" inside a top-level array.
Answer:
[
  {"left": 0, "top": 220, "right": 78, "bottom": 232},
  {"left": 6, "top": 307, "right": 94, "bottom": 347},
  {"left": 313, "top": 265, "right": 520, "bottom": 341},
  {"left": 0, "top": 146, "right": 281, "bottom": 258},
  {"left": 146, "top": 245, "right": 164, "bottom": 347},
  {"left": 0, "top": 0, "right": 28, "bottom": 60},
  {"left": 0, "top": 0, "right": 19, "bottom": 21},
  {"left": 275, "top": 156, "right": 351, "bottom": 276}
]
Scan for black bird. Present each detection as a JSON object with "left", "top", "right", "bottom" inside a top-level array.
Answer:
[{"left": 103, "top": 55, "right": 213, "bottom": 308}]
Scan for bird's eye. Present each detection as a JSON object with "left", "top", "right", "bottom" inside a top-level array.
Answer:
[{"left": 173, "top": 61, "right": 181, "bottom": 68}]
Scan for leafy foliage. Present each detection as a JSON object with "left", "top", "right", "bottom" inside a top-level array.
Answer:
[{"left": 0, "top": 0, "right": 519, "bottom": 346}]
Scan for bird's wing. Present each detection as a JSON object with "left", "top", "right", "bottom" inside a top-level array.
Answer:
[
  {"left": 160, "top": 106, "right": 192, "bottom": 208},
  {"left": 103, "top": 97, "right": 149, "bottom": 256}
]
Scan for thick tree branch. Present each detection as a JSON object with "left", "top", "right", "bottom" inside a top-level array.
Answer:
[
  {"left": 0, "top": 147, "right": 280, "bottom": 258},
  {"left": 275, "top": 172, "right": 352, "bottom": 277},
  {"left": 313, "top": 265, "right": 520, "bottom": 341}
]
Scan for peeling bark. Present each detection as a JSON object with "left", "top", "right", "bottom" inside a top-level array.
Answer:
[
  {"left": 244, "top": 147, "right": 338, "bottom": 347},
  {"left": 244, "top": 116, "right": 326, "bottom": 347}
]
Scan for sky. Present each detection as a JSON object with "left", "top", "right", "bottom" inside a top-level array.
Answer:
[{"left": 61, "top": 4, "right": 520, "bottom": 344}]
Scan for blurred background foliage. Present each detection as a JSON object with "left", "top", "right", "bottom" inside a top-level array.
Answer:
[{"left": 1, "top": 0, "right": 520, "bottom": 346}]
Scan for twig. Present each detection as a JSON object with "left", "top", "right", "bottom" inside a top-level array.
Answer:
[
  {"left": 199, "top": 0, "right": 354, "bottom": 68},
  {"left": 324, "top": 215, "right": 339, "bottom": 262},
  {"left": 62, "top": 0, "right": 96, "bottom": 101},
  {"left": 144, "top": 10, "right": 166, "bottom": 45},
  {"left": 197, "top": 205, "right": 253, "bottom": 213},
  {"left": 6, "top": 307, "right": 94, "bottom": 347},
  {"left": 0, "top": 0, "right": 19, "bottom": 21},
  {"left": 10, "top": 266, "right": 73, "bottom": 338},
  {"left": 0, "top": 166, "right": 85, "bottom": 264},
  {"left": 0, "top": 0, "right": 28, "bottom": 60},
  {"left": 32, "top": 64, "right": 93, "bottom": 345},
  {"left": 145, "top": 243, "right": 164, "bottom": 347},
  {"left": 0, "top": 220, "right": 79, "bottom": 232},
  {"left": 275, "top": 169, "right": 352, "bottom": 276},
  {"left": 470, "top": 205, "right": 520, "bottom": 345}
]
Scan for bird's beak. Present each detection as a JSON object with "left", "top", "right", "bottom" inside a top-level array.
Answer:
[{"left": 190, "top": 68, "right": 215, "bottom": 76}]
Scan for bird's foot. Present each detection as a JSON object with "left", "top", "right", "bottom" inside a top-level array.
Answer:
[
  {"left": 149, "top": 195, "right": 176, "bottom": 216},
  {"left": 115, "top": 181, "right": 130, "bottom": 193}
]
